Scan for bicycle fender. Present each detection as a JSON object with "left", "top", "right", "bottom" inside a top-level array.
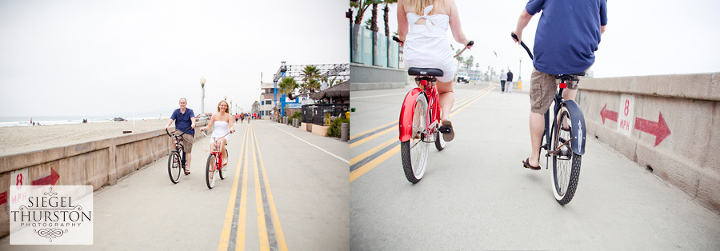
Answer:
[
  {"left": 561, "top": 100, "right": 586, "bottom": 155},
  {"left": 399, "top": 88, "right": 424, "bottom": 142}
]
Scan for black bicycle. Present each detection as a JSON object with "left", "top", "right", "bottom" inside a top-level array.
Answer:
[
  {"left": 166, "top": 127, "right": 192, "bottom": 184},
  {"left": 512, "top": 33, "right": 587, "bottom": 205}
]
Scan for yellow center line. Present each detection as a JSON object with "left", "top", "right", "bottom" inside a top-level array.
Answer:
[
  {"left": 350, "top": 120, "right": 397, "bottom": 141},
  {"left": 449, "top": 86, "right": 495, "bottom": 117},
  {"left": 349, "top": 86, "right": 487, "bottom": 140},
  {"left": 252, "top": 126, "right": 270, "bottom": 251},
  {"left": 236, "top": 125, "right": 250, "bottom": 251},
  {"left": 350, "top": 145, "right": 401, "bottom": 182},
  {"left": 253, "top": 125, "right": 288, "bottom": 251},
  {"left": 350, "top": 137, "right": 397, "bottom": 165},
  {"left": 218, "top": 125, "right": 249, "bottom": 251},
  {"left": 349, "top": 125, "right": 398, "bottom": 149},
  {"left": 349, "top": 85, "right": 494, "bottom": 182}
]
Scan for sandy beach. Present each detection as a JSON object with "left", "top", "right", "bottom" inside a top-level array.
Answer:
[{"left": 0, "top": 119, "right": 175, "bottom": 156}]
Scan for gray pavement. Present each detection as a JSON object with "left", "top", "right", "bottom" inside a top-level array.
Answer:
[
  {"left": 350, "top": 82, "right": 720, "bottom": 250},
  {"left": 1, "top": 120, "right": 349, "bottom": 250}
]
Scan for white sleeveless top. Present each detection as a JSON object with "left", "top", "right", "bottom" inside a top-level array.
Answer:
[
  {"left": 403, "top": 5, "right": 455, "bottom": 82},
  {"left": 211, "top": 120, "right": 230, "bottom": 142}
]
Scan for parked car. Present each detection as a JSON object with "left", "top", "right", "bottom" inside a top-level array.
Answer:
[{"left": 457, "top": 72, "right": 470, "bottom": 83}]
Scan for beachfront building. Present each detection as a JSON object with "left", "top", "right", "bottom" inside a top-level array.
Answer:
[{"left": 259, "top": 82, "right": 275, "bottom": 119}]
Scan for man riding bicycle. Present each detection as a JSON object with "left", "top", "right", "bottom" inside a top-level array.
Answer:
[
  {"left": 164, "top": 97, "right": 196, "bottom": 174},
  {"left": 513, "top": 0, "right": 607, "bottom": 169}
]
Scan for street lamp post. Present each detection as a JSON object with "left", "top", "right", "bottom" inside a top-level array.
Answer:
[
  {"left": 518, "top": 57, "right": 523, "bottom": 90},
  {"left": 229, "top": 100, "right": 233, "bottom": 114},
  {"left": 200, "top": 76, "right": 206, "bottom": 116}
]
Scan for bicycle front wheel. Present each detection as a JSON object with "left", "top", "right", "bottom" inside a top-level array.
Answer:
[
  {"left": 168, "top": 152, "right": 181, "bottom": 184},
  {"left": 401, "top": 93, "right": 429, "bottom": 184},
  {"left": 206, "top": 154, "right": 217, "bottom": 189},
  {"left": 551, "top": 105, "right": 582, "bottom": 205},
  {"left": 434, "top": 130, "right": 445, "bottom": 151}
]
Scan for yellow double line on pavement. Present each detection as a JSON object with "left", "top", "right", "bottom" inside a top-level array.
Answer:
[
  {"left": 349, "top": 85, "right": 495, "bottom": 182},
  {"left": 218, "top": 124, "right": 287, "bottom": 251}
]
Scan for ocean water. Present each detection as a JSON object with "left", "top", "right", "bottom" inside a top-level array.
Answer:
[{"left": 0, "top": 115, "right": 168, "bottom": 127}]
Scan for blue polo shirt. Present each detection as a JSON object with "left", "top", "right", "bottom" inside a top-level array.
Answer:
[
  {"left": 171, "top": 108, "right": 195, "bottom": 135},
  {"left": 526, "top": 0, "right": 607, "bottom": 75}
]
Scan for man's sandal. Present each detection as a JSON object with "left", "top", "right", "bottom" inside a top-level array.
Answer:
[{"left": 522, "top": 158, "right": 541, "bottom": 170}]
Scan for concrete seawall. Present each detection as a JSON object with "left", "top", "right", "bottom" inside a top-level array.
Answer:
[
  {"left": 0, "top": 120, "right": 207, "bottom": 237},
  {"left": 576, "top": 72, "right": 720, "bottom": 214}
]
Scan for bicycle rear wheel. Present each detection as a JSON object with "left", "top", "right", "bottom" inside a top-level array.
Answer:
[
  {"left": 551, "top": 105, "right": 582, "bottom": 205},
  {"left": 401, "top": 93, "right": 429, "bottom": 184},
  {"left": 206, "top": 154, "right": 217, "bottom": 189},
  {"left": 168, "top": 152, "right": 181, "bottom": 184},
  {"left": 219, "top": 148, "right": 228, "bottom": 180}
]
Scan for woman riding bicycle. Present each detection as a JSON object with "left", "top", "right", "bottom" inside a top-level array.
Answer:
[
  {"left": 200, "top": 100, "right": 235, "bottom": 167},
  {"left": 397, "top": 0, "right": 472, "bottom": 142}
]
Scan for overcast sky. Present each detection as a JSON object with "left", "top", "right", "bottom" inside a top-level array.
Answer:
[
  {"left": 0, "top": 0, "right": 347, "bottom": 118},
  {"left": 3, "top": 0, "right": 719, "bottom": 118},
  {"left": 381, "top": 0, "right": 720, "bottom": 81}
]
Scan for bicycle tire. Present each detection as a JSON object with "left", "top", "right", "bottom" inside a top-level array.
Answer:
[
  {"left": 168, "top": 152, "right": 181, "bottom": 184},
  {"left": 401, "top": 93, "right": 429, "bottom": 184},
  {"left": 206, "top": 154, "right": 217, "bottom": 189},
  {"left": 434, "top": 130, "right": 445, "bottom": 151},
  {"left": 551, "top": 105, "right": 582, "bottom": 205},
  {"left": 219, "top": 148, "right": 228, "bottom": 180}
]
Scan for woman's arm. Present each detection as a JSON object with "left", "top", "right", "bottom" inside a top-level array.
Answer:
[
  {"left": 204, "top": 114, "right": 216, "bottom": 131},
  {"left": 397, "top": 0, "right": 408, "bottom": 43},
  {"left": 228, "top": 115, "right": 235, "bottom": 133},
  {"left": 447, "top": 0, "right": 470, "bottom": 45}
]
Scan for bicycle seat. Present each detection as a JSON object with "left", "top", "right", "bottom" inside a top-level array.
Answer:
[
  {"left": 408, "top": 67, "right": 444, "bottom": 77},
  {"left": 555, "top": 72, "right": 585, "bottom": 82}
]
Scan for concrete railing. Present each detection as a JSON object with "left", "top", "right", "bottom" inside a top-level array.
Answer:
[
  {"left": 350, "top": 63, "right": 406, "bottom": 91},
  {"left": 576, "top": 72, "right": 720, "bottom": 214},
  {"left": 0, "top": 120, "right": 207, "bottom": 237}
]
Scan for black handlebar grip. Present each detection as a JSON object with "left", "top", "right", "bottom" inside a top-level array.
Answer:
[
  {"left": 467, "top": 41, "right": 474, "bottom": 46},
  {"left": 392, "top": 36, "right": 403, "bottom": 43},
  {"left": 511, "top": 33, "right": 534, "bottom": 60}
]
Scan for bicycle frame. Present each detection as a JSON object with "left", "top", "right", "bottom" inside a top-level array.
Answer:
[
  {"left": 542, "top": 80, "right": 587, "bottom": 162},
  {"left": 399, "top": 77, "right": 441, "bottom": 142}
]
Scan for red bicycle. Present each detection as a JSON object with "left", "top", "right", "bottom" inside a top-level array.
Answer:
[
  {"left": 201, "top": 130, "right": 231, "bottom": 189},
  {"left": 396, "top": 37, "right": 473, "bottom": 183}
]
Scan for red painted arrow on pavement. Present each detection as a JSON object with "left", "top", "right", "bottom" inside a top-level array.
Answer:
[
  {"left": 600, "top": 104, "right": 618, "bottom": 124},
  {"left": 635, "top": 112, "right": 671, "bottom": 146},
  {"left": 0, "top": 168, "right": 60, "bottom": 205}
]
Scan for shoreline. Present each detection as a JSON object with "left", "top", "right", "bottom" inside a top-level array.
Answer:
[{"left": 0, "top": 119, "right": 174, "bottom": 156}]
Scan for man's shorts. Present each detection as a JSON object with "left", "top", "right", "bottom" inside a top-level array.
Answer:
[
  {"left": 529, "top": 69, "right": 580, "bottom": 114},
  {"left": 175, "top": 131, "right": 194, "bottom": 153}
]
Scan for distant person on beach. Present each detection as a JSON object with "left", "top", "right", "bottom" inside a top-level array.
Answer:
[
  {"left": 200, "top": 100, "right": 235, "bottom": 168},
  {"left": 164, "top": 97, "right": 196, "bottom": 174},
  {"left": 30, "top": 118, "right": 33, "bottom": 125},
  {"left": 500, "top": 69, "right": 507, "bottom": 93},
  {"left": 506, "top": 69, "right": 514, "bottom": 93}
]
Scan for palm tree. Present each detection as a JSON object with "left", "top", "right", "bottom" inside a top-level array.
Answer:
[
  {"left": 306, "top": 78, "right": 321, "bottom": 93},
  {"left": 383, "top": 0, "right": 398, "bottom": 37},
  {"left": 278, "top": 77, "right": 298, "bottom": 95},
  {"left": 465, "top": 55, "right": 474, "bottom": 71},
  {"left": 301, "top": 65, "right": 320, "bottom": 83}
]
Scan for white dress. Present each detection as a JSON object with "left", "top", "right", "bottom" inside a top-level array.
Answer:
[
  {"left": 211, "top": 120, "right": 230, "bottom": 144},
  {"left": 403, "top": 5, "right": 455, "bottom": 82}
]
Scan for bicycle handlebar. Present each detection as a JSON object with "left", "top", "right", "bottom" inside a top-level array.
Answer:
[
  {"left": 392, "top": 36, "right": 473, "bottom": 58},
  {"left": 201, "top": 130, "right": 232, "bottom": 139},
  {"left": 511, "top": 33, "right": 533, "bottom": 60},
  {"left": 166, "top": 127, "right": 193, "bottom": 138}
]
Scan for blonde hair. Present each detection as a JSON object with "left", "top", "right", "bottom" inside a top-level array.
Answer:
[
  {"left": 217, "top": 100, "right": 230, "bottom": 113},
  {"left": 407, "top": 0, "right": 435, "bottom": 15}
]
